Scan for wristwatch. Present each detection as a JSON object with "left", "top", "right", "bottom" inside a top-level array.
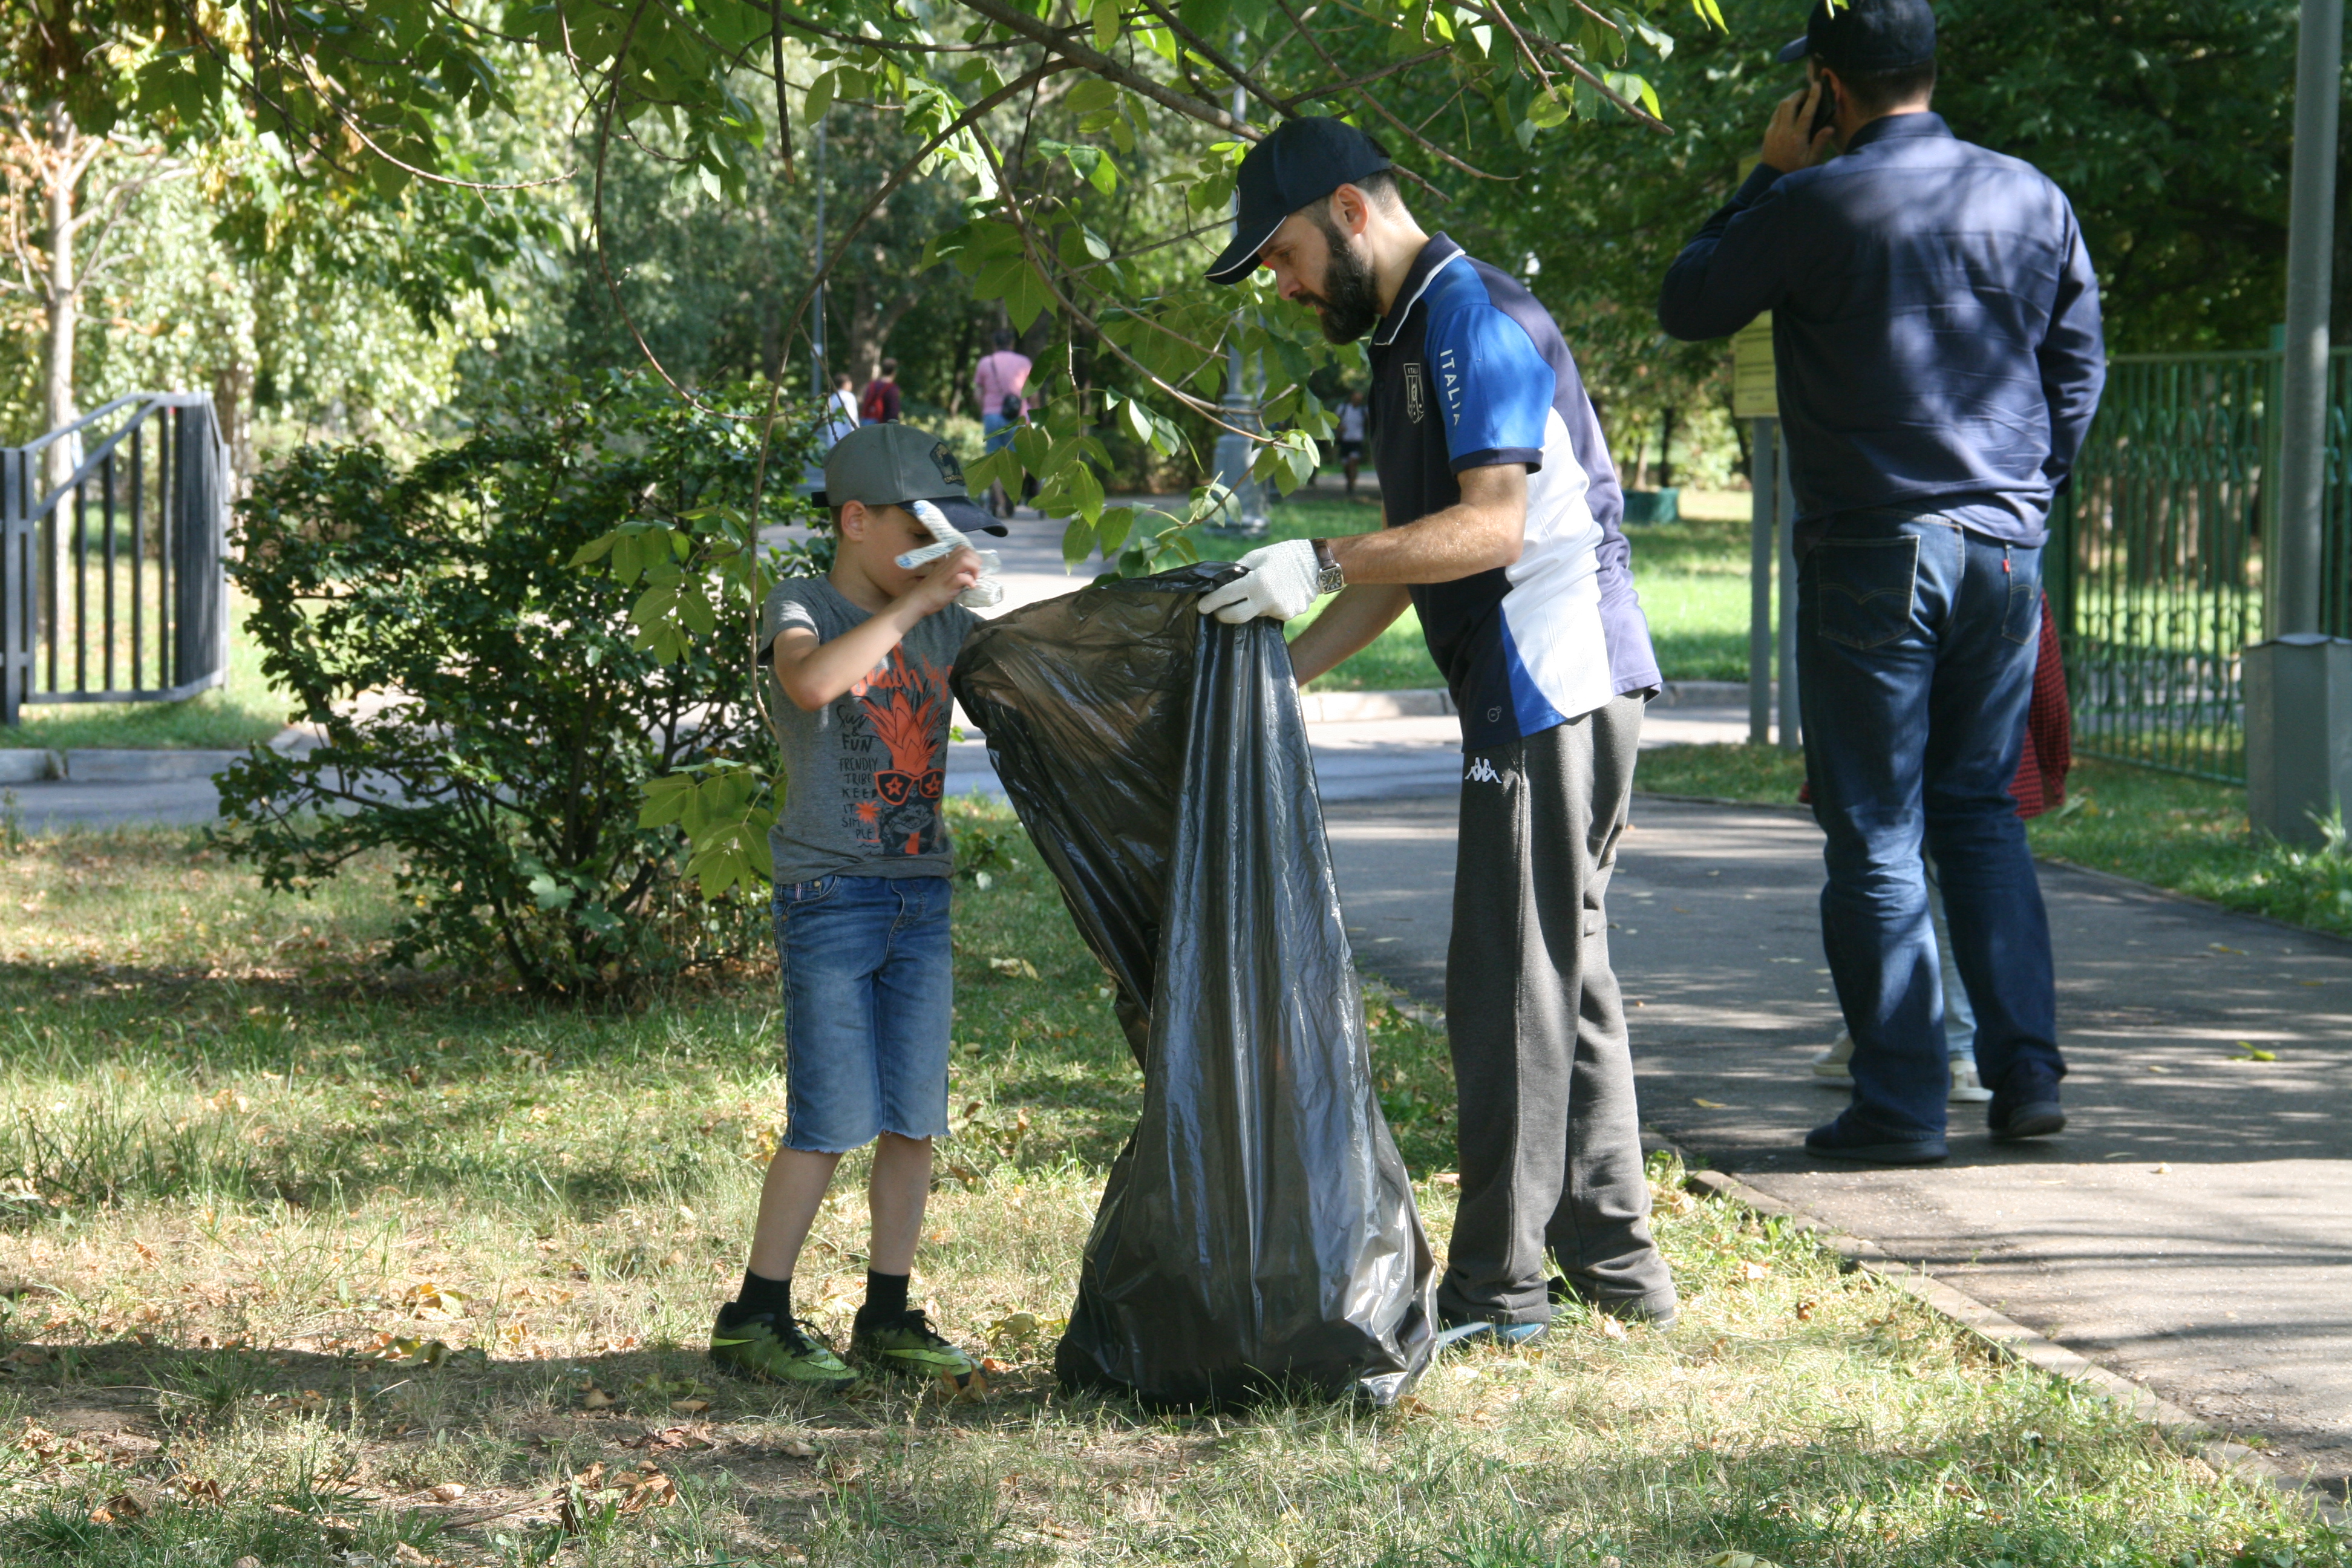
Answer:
[{"left": 1309, "top": 537, "right": 1345, "bottom": 595}]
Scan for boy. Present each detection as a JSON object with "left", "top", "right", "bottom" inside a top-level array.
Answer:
[{"left": 711, "top": 422, "right": 1007, "bottom": 1390}]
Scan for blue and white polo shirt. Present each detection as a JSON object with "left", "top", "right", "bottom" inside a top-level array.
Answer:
[{"left": 1368, "top": 234, "right": 1659, "bottom": 753}]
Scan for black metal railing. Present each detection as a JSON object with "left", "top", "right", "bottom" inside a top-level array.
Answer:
[
  {"left": 0, "top": 393, "right": 230, "bottom": 726},
  {"left": 2046, "top": 344, "right": 2352, "bottom": 783}
]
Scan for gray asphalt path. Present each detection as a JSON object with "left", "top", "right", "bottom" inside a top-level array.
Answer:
[{"left": 1324, "top": 791, "right": 2352, "bottom": 1495}]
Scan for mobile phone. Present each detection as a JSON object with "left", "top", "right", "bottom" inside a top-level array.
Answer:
[{"left": 1807, "top": 80, "right": 1838, "bottom": 138}]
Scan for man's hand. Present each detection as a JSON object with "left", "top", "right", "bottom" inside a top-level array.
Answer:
[
  {"left": 1760, "top": 80, "right": 1835, "bottom": 174},
  {"left": 1197, "top": 538, "right": 1324, "bottom": 624}
]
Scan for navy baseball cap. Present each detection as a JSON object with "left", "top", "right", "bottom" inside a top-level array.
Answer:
[
  {"left": 1205, "top": 117, "right": 1393, "bottom": 285},
  {"left": 1777, "top": 0, "right": 1936, "bottom": 72}
]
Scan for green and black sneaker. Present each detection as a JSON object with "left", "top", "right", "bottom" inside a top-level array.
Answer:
[
  {"left": 849, "top": 1308, "right": 981, "bottom": 1387},
  {"left": 709, "top": 1307, "right": 855, "bottom": 1392}
]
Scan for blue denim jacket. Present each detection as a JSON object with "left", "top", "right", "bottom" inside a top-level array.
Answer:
[{"left": 1658, "top": 113, "right": 2105, "bottom": 545}]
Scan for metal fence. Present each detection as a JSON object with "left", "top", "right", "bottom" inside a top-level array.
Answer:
[
  {"left": 2047, "top": 344, "right": 2352, "bottom": 783},
  {"left": 0, "top": 393, "right": 231, "bottom": 727}
]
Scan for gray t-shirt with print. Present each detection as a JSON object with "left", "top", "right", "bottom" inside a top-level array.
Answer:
[{"left": 757, "top": 576, "right": 980, "bottom": 886}]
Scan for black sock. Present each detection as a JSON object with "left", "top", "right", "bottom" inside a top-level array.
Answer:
[
  {"left": 733, "top": 1268, "right": 791, "bottom": 1322},
  {"left": 858, "top": 1269, "right": 909, "bottom": 1324}
]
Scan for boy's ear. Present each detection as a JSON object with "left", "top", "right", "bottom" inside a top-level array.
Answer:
[{"left": 838, "top": 500, "right": 868, "bottom": 540}]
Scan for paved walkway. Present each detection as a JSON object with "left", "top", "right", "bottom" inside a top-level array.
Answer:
[{"left": 1324, "top": 792, "right": 2352, "bottom": 1496}]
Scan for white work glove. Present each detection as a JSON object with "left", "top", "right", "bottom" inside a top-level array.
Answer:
[
  {"left": 897, "top": 500, "right": 1004, "bottom": 609},
  {"left": 1195, "top": 538, "right": 1322, "bottom": 624}
]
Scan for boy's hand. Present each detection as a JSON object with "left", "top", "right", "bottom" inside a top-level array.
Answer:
[{"left": 903, "top": 546, "right": 985, "bottom": 615}]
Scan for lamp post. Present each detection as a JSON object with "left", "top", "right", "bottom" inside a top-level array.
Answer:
[
  {"left": 1206, "top": 39, "right": 1270, "bottom": 538},
  {"left": 810, "top": 112, "right": 829, "bottom": 398}
]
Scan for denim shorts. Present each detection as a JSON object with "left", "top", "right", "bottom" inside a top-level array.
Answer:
[{"left": 773, "top": 874, "right": 953, "bottom": 1153}]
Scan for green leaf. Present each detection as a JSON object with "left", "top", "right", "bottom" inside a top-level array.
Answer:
[
  {"left": 1062, "top": 517, "right": 1096, "bottom": 568},
  {"left": 805, "top": 69, "right": 837, "bottom": 124},
  {"left": 1065, "top": 79, "right": 1120, "bottom": 116},
  {"left": 1091, "top": 0, "right": 1123, "bottom": 50}
]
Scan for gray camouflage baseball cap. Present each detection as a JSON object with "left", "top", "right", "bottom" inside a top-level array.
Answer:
[{"left": 815, "top": 422, "right": 1006, "bottom": 536}]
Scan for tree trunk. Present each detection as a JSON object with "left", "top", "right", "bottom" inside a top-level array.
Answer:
[
  {"left": 212, "top": 358, "right": 254, "bottom": 494},
  {"left": 41, "top": 108, "right": 78, "bottom": 496}
]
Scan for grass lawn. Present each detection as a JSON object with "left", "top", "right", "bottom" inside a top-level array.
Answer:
[
  {"left": 4, "top": 591, "right": 291, "bottom": 753},
  {"left": 0, "top": 802, "right": 2334, "bottom": 1566},
  {"left": 1633, "top": 745, "right": 2352, "bottom": 942},
  {"left": 1206, "top": 489, "right": 1757, "bottom": 692}
]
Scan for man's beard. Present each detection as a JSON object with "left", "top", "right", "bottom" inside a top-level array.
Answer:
[{"left": 1301, "top": 215, "right": 1383, "bottom": 344}]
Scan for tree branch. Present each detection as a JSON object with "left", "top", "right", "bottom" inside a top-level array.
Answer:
[
  {"left": 1268, "top": 0, "right": 1506, "bottom": 179},
  {"left": 956, "top": 0, "right": 1263, "bottom": 142},
  {"left": 1131, "top": 0, "right": 1298, "bottom": 119}
]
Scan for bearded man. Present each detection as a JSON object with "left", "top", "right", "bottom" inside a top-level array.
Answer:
[{"left": 1191, "top": 116, "right": 1677, "bottom": 1341}]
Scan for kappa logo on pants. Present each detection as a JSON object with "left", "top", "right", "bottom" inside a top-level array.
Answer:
[{"left": 1464, "top": 757, "right": 1503, "bottom": 784}]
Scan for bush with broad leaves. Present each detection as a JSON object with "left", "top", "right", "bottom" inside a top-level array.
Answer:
[{"left": 214, "top": 371, "right": 828, "bottom": 999}]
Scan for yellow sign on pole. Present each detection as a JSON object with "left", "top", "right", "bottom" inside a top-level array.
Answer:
[{"left": 1733, "top": 312, "right": 1777, "bottom": 419}]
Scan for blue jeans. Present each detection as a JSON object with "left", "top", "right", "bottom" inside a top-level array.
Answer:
[
  {"left": 1797, "top": 513, "right": 2063, "bottom": 1140},
  {"left": 773, "top": 874, "right": 954, "bottom": 1153},
  {"left": 982, "top": 413, "right": 1018, "bottom": 454}
]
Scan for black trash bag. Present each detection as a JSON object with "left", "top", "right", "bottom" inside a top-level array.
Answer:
[{"left": 950, "top": 563, "right": 1436, "bottom": 1410}]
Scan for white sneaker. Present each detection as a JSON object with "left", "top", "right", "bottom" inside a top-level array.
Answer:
[
  {"left": 1949, "top": 1060, "right": 1994, "bottom": 1103},
  {"left": 1810, "top": 1033, "right": 1854, "bottom": 1085}
]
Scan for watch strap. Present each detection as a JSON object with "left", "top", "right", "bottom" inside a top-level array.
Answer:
[{"left": 1309, "top": 537, "right": 1345, "bottom": 595}]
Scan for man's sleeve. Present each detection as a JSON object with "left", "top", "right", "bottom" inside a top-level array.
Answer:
[
  {"left": 2036, "top": 203, "right": 2106, "bottom": 490},
  {"left": 1658, "top": 166, "right": 1797, "bottom": 342},
  {"left": 1429, "top": 303, "right": 1556, "bottom": 473}
]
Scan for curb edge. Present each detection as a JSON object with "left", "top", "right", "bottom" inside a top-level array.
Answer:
[{"left": 1671, "top": 1160, "right": 2346, "bottom": 1526}]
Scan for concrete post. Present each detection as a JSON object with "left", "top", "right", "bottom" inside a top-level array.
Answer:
[{"left": 2247, "top": 0, "right": 2344, "bottom": 841}]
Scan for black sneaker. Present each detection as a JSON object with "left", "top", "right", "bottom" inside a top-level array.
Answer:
[
  {"left": 709, "top": 1306, "right": 855, "bottom": 1391},
  {"left": 849, "top": 1308, "right": 980, "bottom": 1385},
  {"left": 1805, "top": 1112, "right": 1949, "bottom": 1165},
  {"left": 1989, "top": 1063, "right": 2066, "bottom": 1141},
  {"left": 1547, "top": 1276, "right": 1681, "bottom": 1331}
]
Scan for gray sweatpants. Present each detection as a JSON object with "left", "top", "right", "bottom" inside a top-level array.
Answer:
[{"left": 1437, "top": 694, "right": 1675, "bottom": 1325}]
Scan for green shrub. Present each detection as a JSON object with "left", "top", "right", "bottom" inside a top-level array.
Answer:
[{"left": 215, "top": 371, "right": 828, "bottom": 998}]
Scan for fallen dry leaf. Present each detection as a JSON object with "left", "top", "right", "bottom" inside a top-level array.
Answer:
[
  {"left": 778, "top": 1439, "right": 817, "bottom": 1459},
  {"left": 986, "top": 956, "right": 1040, "bottom": 979},
  {"left": 1598, "top": 1316, "right": 1627, "bottom": 1341},
  {"left": 668, "top": 1398, "right": 711, "bottom": 1414},
  {"left": 426, "top": 1481, "right": 467, "bottom": 1502},
  {"left": 1431, "top": 1172, "right": 1460, "bottom": 1187},
  {"left": 1693, "top": 1098, "right": 1732, "bottom": 1109},
  {"left": 1739, "top": 1261, "right": 1771, "bottom": 1282},
  {"left": 394, "top": 1545, "right": 441, "bottom": 1567},
  {"left": 91, "top": 1492, "right": 145, "bottom": 1525},
  {"left": 234, "top": 1558, "right": 263, "bottom": 1568},
  {"left": 581, "top": 1387, "right": 616, "bottom": 1410},
  {"left": 616, "top": 1467, "right": 679, "bottom": 1514}
]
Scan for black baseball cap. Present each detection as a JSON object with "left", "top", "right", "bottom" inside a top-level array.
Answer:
[
  {"left": 1777, "top": 0, "right": 1936, "bottom": 73},
  {"left": 1205, "top": 116, "right": 1393, "bottom": 286},
  {"left": 814, "top": 422, "right": 1005, "bottom": 536}
]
